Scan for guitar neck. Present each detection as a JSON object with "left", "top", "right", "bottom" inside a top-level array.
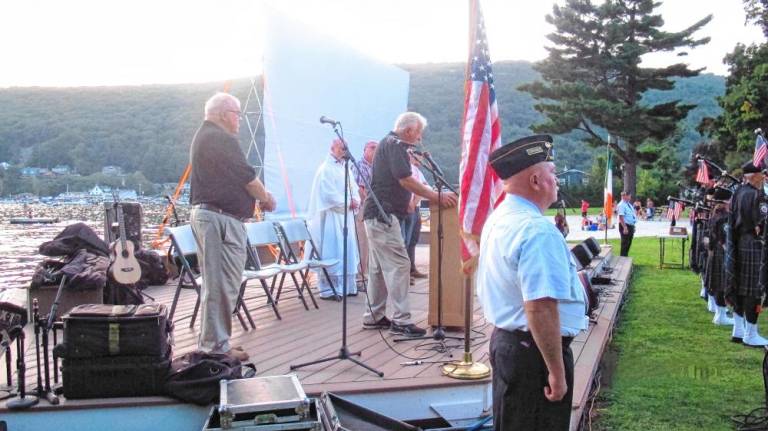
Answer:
[{"left": 116, "top": 203, "right": 128, "bottom": 248}]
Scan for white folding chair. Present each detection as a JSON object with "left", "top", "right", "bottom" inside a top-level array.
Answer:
[
  {"left": 166, "top": 225, "right": 272, "bottom": 330},
  {"left": 276, "top": 219, "right": 341, "bottom": 296},
  {"left": 244, "top": 222, "right": 317, "bottom": 310}
]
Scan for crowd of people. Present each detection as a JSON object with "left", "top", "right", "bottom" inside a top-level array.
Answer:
[
  {"left": 188, "top": 93, "right": 457, "bottom": 358},
  {"left": 690, "top": 162, "right": 768, "bottom": 347},
  {"left": 188, "top": 91, "right": 596, "bottom": 429}
]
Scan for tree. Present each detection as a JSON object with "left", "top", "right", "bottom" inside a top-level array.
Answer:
[
  {"left": 519, "top": 0, "right": 711, "bottom": 196},
  {"left": 744, "top": 0, "right": 768, "bottom": 37},
  {"left": 701, "top": 42, "right": 768, "bottom": 171}
]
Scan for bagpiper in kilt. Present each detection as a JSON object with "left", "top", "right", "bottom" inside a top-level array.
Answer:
[
  {"left": 706, "top": 202, "right": 734, "bottom": 326},
  {"left": 725, "top": 162, "right": 768, "bottom": 347}
]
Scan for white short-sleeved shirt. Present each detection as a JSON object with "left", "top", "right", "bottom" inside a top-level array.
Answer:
[
  {"left": 476, "top": 194, "right": 588, "bottom": 337},
  {"left": 616, "top": 200, "right": 637, "bottom": 226}
]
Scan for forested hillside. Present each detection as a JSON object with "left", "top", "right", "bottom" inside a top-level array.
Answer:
[{"left": 0, "top": 61, "right": 724, "bottom": 193}]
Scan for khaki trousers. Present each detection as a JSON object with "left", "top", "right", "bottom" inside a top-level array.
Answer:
[
  {"left": 363, "top": 215, "right": 412, "bottom": 325},
  {"left": 190, "top": 208, "right": 247, "bottom": 354}
]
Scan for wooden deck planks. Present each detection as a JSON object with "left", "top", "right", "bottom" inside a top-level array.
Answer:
[{"left": 3, "top": 245, "right": 633, "bottom": 431}]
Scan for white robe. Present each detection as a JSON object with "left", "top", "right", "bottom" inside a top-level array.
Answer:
[{"left": 306, "top": 154, "right": 360, "bottom": 296}]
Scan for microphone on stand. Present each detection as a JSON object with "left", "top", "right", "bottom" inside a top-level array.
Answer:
[
  {"left": 319, "top": 116, "right": 339, "bottom": 126},
  {"left": 408, "top": 149, "right": 446, "bottom": 178}
]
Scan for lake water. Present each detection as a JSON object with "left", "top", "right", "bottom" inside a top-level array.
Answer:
[{"left": 0, "top": 202, "right": 189, "bottom": 292}]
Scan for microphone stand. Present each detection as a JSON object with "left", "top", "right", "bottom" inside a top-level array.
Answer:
[
  {"left": 290, "top": 121, "right": 386, "bottom": 377},
  {"left": 394, "top": 152, "right": 464, "bottom": 345},
  {"left": 0, "top": 330, "right": 13, "bottom": 401},
  {"left": 6, "top": 326, "right": 38, "bottom": 410}
]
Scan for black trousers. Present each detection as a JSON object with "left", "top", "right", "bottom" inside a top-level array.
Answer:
[
  {"left": 490, "top": 328, "right": 574, "bottom": 431},
  {"left": 619, "top": 224, "right": 635, "bottom": 256}
]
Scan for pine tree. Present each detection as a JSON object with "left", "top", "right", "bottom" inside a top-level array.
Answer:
[
  {"left": 519, "top": 0, "right": 711, "bottom": 196},
  {"left": 700, "top": 1, "right": 768, "bottom": 172}
]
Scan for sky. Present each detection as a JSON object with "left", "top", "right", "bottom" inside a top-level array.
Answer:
[{"left": 0, "top": 0, "right": 764, "bottom": 88}]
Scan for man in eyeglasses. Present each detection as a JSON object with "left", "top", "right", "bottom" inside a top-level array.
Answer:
[
  {"left": 189, "top": 92, "right": 276, "bottom": 361},
  {"left": 361, "top": 112, "right": 457, "bottom": 337}
]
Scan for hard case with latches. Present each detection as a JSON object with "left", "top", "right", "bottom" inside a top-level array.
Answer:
[
  {"left": 202, "top": 375, "right": 321, "bottom": 430},
  {"left": 60, "top": 303, "right": 172, "bottom": 358}
]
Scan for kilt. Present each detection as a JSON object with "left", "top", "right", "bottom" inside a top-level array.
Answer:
[
  {"left": 705, "top": 245, "right": 725, "bottom": 295},
  {"left": 736, "top": 234, "right": 764, "bottom": 298}
]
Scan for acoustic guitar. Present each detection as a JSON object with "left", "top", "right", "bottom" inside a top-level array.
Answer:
[{"left": 108, "top": 194, "right": 142, "bottom": 285}]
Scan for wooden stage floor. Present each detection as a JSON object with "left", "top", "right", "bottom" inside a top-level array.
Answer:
[{"left": 4, "top": 245, "right": 633, "bottom": 430}]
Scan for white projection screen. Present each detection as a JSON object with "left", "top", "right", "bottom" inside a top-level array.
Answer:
[{"left": 262, "top": 9, "right": 410, "bottom": 218}]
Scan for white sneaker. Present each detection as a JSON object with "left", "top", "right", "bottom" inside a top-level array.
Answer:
[
  {"left": 712, "top": 306, "right": 734, "bottom": 326},
  {"left": 699, "top": 285, "right": 707, "bottom": 299},
  {"left": 743, "top": 322, "right": 768, "bottom": 347},
  {"left": 732, "top": 314, "right": 745, "bottom": 343}
]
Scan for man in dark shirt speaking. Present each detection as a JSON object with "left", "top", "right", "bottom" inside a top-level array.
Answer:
[
  {"left": 189, "top": 92, "right": 276, "bottom": 361},
  {"left": 361, "top": 112, "right": 457, "bottom": 337}
]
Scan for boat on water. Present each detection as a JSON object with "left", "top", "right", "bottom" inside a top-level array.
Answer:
[{"left": 9, "top": 217, "right": 60, "bottom": 225}]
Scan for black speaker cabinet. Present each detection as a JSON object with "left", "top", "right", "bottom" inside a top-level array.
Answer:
[
  {"left": 104, "top": 202, "right": 143, "bottom": 246},
  {"left": 571, "top": 243, "right": 593, "bottom": 269},
  {"left": 584, "top": 237, "right": 601, "bottom": 256}
]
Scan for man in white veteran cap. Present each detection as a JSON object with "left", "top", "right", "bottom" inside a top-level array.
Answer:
[{"left": 476, "top": 134, "right": 587, "bottom": 430}]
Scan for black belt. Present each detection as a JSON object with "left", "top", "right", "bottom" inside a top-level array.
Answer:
[
  {"left": 495, "top": 327, "right": 574, "bottom": 347},
  {"left": 195, "top": 204, "right": 246, "bottom": 222}
]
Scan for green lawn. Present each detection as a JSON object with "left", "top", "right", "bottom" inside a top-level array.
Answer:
[
  {"left": 594, "top": 237, "right": 768, "bottom": 430},
  {"left": 544, "top": 207, "right": 604, "bottom": 216}
]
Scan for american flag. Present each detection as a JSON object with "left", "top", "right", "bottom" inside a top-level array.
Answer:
[
  {"left": 667, "top": 202, "right": 684, "bottom": 220},
  {"left": 754, "top": 132, "right": 768, "bottom": 168},
  {"left": 459, "top": 0, "right": 503, "bottom": 273},
  {"left": 695, "top": 160, "right": 710, "bottom": 185}
]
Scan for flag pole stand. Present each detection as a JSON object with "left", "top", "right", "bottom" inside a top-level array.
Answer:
[{"left": 443, "top": 277, "right": 490, "bottom": 380}]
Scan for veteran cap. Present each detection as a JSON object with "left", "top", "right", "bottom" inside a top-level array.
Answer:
[
  {"left": 489, "top": 134, "right": 554, "bottom": 180},
  {"left": 742, "top": 161, "right": 763, "bottom": 174}
]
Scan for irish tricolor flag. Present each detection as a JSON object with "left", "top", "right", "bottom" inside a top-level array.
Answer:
[{"left": 604, "top": 151, "right": 613, "bottom": 228}]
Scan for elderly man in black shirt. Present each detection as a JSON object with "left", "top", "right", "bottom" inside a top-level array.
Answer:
[
  {"left": 361, "top": 112, "right": 457, "bottom": 337},
  {"left": 189, "top": 92, "right": 276, "bottom": 361}
]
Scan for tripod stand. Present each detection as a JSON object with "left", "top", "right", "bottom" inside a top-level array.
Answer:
[
  {"left": 5, "top": 326, "right": 37, "bottom": 409},
  {"left": 30, "top": 276, "right": 67, "bottom": 406},
  {"left": 394, "top": 151, "right": 463, "bottom": 345},
  {"left": 290, "top": 120, "right": 388, "bottom": 377}
]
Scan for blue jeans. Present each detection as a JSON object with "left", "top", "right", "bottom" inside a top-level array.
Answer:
[{"left": 400, "top": 212, "right": 421, "bottom": 272}]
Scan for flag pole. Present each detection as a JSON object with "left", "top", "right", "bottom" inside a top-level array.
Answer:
[
  {"left": 442, "top": 275, "right": 490, "bottom": 379},
  {"left": 443, "top": 0, "right": 490, "bottom": 381},
  {"left": 604, "top": 135, "right": 611, "bottom": 245}
]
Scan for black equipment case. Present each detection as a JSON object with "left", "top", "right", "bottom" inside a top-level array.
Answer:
[
  {"left": 61, "top": 352, "right": 171, "bottom": 399},
  {"left": 104, "top": 201, "right": 143, "bottom": 245},
  {"left": 56, "top": 303, "right": 172, "bottom": 399},
  {"left": 60, "top": 303, "right": 172, "bottom": 358}
]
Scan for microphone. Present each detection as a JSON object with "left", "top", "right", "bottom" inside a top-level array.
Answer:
[
  {"left": 319, "top": 116, "right": 339, "bottom": 126},
  {"left": 408, "top": 149, "right": 446, "bottom": 177}
]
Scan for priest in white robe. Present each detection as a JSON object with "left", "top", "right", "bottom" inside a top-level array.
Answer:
[{"left": 305, "top": 139, "right": 360, "bottom": 298}]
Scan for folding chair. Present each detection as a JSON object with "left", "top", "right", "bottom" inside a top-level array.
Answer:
[
  {"left": 165, "top": 225, "right": 267, "bottom": 331},
  {"left": 275, "top": 219, "right": 341, "bottom": 297},
  {"left": 244, "top": 222, "right": 318, "bottom": 310}
]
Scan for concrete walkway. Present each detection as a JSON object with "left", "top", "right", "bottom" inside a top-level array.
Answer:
[{"left": 561, "top": 215, "right": 688, "bottom": 242}]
